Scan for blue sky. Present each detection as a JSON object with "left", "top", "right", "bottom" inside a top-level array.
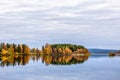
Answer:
[{"left": 0, "top": 0, "right": 120, "bottom": 49}]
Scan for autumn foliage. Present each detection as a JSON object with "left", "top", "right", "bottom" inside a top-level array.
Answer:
[
  {"left": 0, "top": 43, "right": 90, "bottom": 55},
  {"left": 0, "top": 43, "right": 30, "bottom": 55},
  {"left": 49, "top": 44, "right": 90, "bottom": 55}
]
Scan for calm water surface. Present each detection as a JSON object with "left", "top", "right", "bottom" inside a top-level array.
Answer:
[{"left": 0, "top": 54, "right": 120, "bottom": 80}]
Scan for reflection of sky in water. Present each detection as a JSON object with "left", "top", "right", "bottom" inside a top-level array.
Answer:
[{"left": 1, "top": 56, "right": 120, "bottom": 80}]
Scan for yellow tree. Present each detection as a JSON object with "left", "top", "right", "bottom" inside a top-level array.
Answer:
[
  {"left": 58, "top": 48, "right": 62, "bottom": 54},
  {"left": 23, "top": 45, "right": 30, "bottom": 54},
  {"left": 24, "top": 46, "right": 30, "bottom": 54},
  {"left": 64, "top": 47, "right": 72, "bottom": 54},
  {"left": 1, "top": 49, "right": 8, "bottom": 55},
  {"left": 10, "top": 44, "right": 14, "bottom": 54},
  {"left": 43, "top": 44, "right": 52, "bottom": 54}
]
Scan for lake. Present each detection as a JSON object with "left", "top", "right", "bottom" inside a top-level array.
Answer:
[{"left": 0, "top": 54, "right": 120, "bottom": 80}]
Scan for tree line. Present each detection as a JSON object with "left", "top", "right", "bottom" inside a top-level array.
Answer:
[
  {"left": 0, "top": 43, "right": 90, "bottom": 55},
  {"left": 0, "top": 43, "right": 30, "bottom": 55}
]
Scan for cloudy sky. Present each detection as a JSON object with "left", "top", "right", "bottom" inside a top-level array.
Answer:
[{"left": 0, "top": 0, "right": 120, "bottom": 49}]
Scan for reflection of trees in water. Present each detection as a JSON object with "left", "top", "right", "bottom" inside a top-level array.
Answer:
[
  {"left": 0, "top": 54, "right": 89, "bottom": 67},
  {"left": 0, "top": 55, "right": 30, "bottom": 67},
  {"left": 41, "top": 55, "right": 89, "bottom": 65}
]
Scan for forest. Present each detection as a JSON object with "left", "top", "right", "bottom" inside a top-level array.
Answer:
[
  {"left": 0, "top": 43, "right": 30, "bottom": 55},
  {"left": 0, "top": 43, "right": 90, "bottom": 56}
]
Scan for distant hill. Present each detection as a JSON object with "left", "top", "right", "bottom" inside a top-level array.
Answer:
[{"left": 89, "top": 49, "right": 117, "bottom": 53}]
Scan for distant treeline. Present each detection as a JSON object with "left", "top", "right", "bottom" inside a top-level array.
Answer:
[
  {"left": 0, "top": 43, "right": 90, "bottom": 55},
  {"left": 89, "top": 49, "right": 117, "bottom": 53}
]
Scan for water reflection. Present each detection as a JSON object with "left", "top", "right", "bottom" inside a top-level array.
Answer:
[
  {"left": 0, "top": 54, "right": 89, "bottom": 67},
  {"left": 41, "top": 55, "right": 89, "bottom": 65},
  {"left": 0, "top": 55, "right": 30, "bottom": 67}
]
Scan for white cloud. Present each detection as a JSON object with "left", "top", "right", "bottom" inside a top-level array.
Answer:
[{"left": 0, "top": 0, "right": 120, "bottom": 49}]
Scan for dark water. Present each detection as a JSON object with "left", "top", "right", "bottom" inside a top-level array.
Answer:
[{"left": 0, "top": 54, "right": 120, "bottom": 80}]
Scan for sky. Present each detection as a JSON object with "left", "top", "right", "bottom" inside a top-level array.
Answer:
[{"left": 0, "top": 0, "right": 120, "bottom": 49}]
